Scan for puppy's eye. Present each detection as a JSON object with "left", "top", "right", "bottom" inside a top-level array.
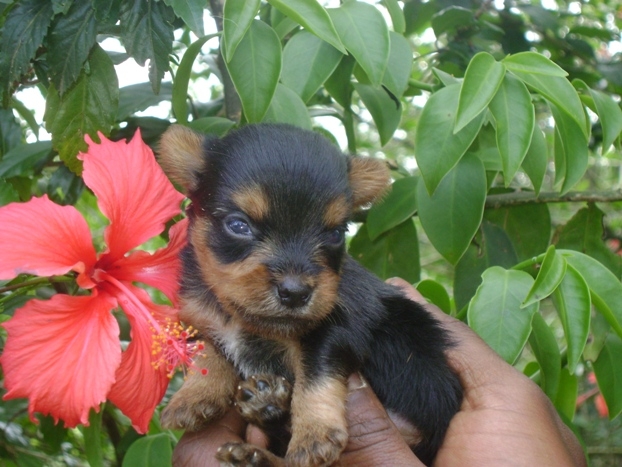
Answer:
[
  {"left": 225, "top": 216, "right": 253, "bottom": 237},
  {"left": 326, "top": 228, "right": 345, "bottom": 245}
]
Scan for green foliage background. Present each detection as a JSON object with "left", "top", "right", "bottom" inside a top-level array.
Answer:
[{"left": 1, "top": 0, "right": 622, "bottom": 464}]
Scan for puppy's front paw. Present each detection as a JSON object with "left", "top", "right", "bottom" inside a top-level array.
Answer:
[
  {"left": 216, "top": 442, "right": 283, "bottom": 467},
  {"left": 286, "top": 426, "right": 348, "bottom": 467},
  {"left": 160, "top": 389, "right": 230, "bottom": 431},
  {"left": 235, "top": 375, "right": 292, "bottom": 427}
]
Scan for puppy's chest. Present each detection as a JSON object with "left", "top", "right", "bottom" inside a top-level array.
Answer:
[{"left": 211, "top": 322, "right": 295, "bottom": 381}]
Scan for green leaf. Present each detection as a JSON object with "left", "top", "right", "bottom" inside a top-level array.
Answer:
[
  {"left": 354, "top": 83, "right": 401, "bottom": 146},
  {"left": 417, "top": 153, "right": 486, "bottom": 265},
  {"left": 455, "top": 52, "right": 505, "bottom": 132},
  {"left": 281, "top": 31, "right": 343, "bottom": 103},
  {"left": 122, "top": 433, "right": 173, "bottom": 467},
  {"left": 454, "top": 221, "right": 518, "bottom": 311},
  {"left": 431, "top": 6, "right": 474, "bottom": 36},
  {"left": 506, "top": 66, "right": 587, "bottom": 137},
  {"left": 267, "top": 0, "right": 346, "bottom": 54},
  {"left": 555, "top": 204, "right": 622, "bottom": 278},
  {"left": 554, "top": 368, "right": 578, "bottom": 420},
  {"left": 383, "top": 0, "right": 405, "bottom": 34},
  {"left": 0, "top": 179, "right": 20, "bottom": 206},
  {"left": 489, "top": 73, "right": 535, "bottom": 186},
  {"left": 561, "top": 250, "right": 622, "bottom": 339},
  {"left": 222, "top": 0, "right": 261, "bottom": 61},
  {"left": 82, "top": 409, "right": 103, "bottom": 467},
  {"left": 44, "top": 45, "right": 119, "bottom": 174},
  {"left": 417, "top": 280, "right": 451, "bottom": 314},
  {"left": 172, "top": 34, "right": 217, "bottom": 124},
  {"left": 468, "top": 267, "right": 538, "bottom": 364},
  {"left": 415, "top": 84, "right": 485, "bottom": 195},
  {"left": 529, "top": 312, "right": 561, "bottom": 400},
  {"left": 522, "top": 245, "right": 567, "bottom": 307},
  {"left": 582, "top": 85, "right": 622, "bottom": 152},
  {"left": 502, "top": 52, "right": 568, "bottom": 77},
  {"left": 0, "top": 0, "right": 54, "bottom": 92},
  {"left": 552, "top": 264, "right": 591, "bottom": 374},
  {"left": 484, "top": 202, "right": 551, "bottom": 261},
  {"left": 0, "top": 141, "right": 53, "bottom": 178},
  {"left": 187, "top": 117, "right": 236, "bottom": 136},
  {"left": 47, "top": 0, "right": 98, "bottom": 95},
  {"left": 226, "top": 20, "right": 281, "bottom": 123},
  {"left": 382, "top": 32, "right": 412, "bottom": 99},
  {"left": 120, "top": 0, "right": 175, "bottom": 94},
  {"left": 349, "top": 220, "right": 420, "bottom": 284},
  {"left": 118, "top": 82, "right": 173, "bottom": 121},
  {"left": 163, "top": 0, "right": 206, "bottom": 37},
  {"left": 0, "top": 108, "right": 23, "bottom": 156},
  {"left": 521, "top": 127, "right": 547, "bottom": 195},
  {"left": 263, "top": 83, "right": 312, "bottom": 129},
  {"left": 593, "top": 334, "right": 622, "bottom": 419},
  {"left": 550, "top": 103, "right": 589, "bottom": 194},
  {"left": 366, "top": 176, "right": 417, "bottom": 241},
  {"left": 11, "top": 97, "right": 40, "bottom": 136},
  {"left": 324, "top": 54, "right": 356, "bottom": 108},
  {"left": 328, "top": 2, "right": 390, "bottom": 86}
]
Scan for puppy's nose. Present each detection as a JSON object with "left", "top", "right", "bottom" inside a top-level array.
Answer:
[{"left": 277, "top": 276, "right": 312, "bottom": 308}]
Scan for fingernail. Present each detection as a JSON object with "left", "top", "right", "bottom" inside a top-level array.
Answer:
[{"left": 348, "top": 372, "right": 368, "bottom": 391}]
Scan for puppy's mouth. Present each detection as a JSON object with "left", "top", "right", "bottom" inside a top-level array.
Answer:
[{"left": 233, "top": 302, "right": 320, "bottom": 338}]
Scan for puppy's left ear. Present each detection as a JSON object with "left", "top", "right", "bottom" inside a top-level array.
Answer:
[
  {"left": 158, "top": 124, "right": 206, "bottom": 193},
  {"left": 348, "top": 157, "right": 391, "bottom": 209}
]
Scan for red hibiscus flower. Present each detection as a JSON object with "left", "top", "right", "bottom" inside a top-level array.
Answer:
[{"left": 0, "top": 131, "right": 199, "bottom": 433}]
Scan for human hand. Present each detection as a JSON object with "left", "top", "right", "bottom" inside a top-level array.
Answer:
[{"left": 388, "top": 277, "right": 587, "bottom": 467}]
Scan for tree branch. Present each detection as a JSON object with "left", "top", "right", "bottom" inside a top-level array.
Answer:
[{"left": 484, "top": 190, "right": 622, "bottom": 209}]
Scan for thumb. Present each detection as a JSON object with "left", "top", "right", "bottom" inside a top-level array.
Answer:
[{"left": 337, "top": 373, "right": 424, "bottom": 467}]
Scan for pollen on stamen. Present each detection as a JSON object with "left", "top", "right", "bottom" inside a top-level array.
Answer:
[{"left": 150, "top": 318, "right": 208, "bottom": 379}]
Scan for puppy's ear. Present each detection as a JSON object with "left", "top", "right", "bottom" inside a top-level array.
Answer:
[
  {"left": 158, "top": 124, "right": 206, "bottom": 193},
  {"left": 348, "top": 157, "right": 391, "bottom": 208}
]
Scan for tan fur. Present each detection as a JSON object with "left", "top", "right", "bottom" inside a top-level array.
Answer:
[
  {"left": 232, "top": 185, "right": 270, "bottom": 221},
  {"left": 160, "top": 342, "right": 238, "bottom": 431},
  {"left": 323, "top": 195, "right": 350, "bottom": 227},
  {"left": 287, "top": 375, "right": 349, "bottom": 466},
  {"left": 158, "top": 125, "right": 205, "bottom": 191},
  {"left": 348, "top": 157, "right": 391, "bottom": 208}
]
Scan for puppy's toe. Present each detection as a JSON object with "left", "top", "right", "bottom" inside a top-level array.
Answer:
[
  {"left": 216, "top": 442, "right": 282, "bottom": 467},
  {"left": 287, "top": 427, "right": 348, "bottom": 467},
  {"left": 235, "top": 375, "right": 292, "bottom": 427},
  {"left": 160, "top": 395, "right": 229, "bottom": 431}
]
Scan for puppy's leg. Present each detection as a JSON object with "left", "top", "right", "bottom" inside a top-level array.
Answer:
[
  {"left": 161, "top": 341, "right": 237, "bottom": 431},
  {"left": 286, "top": 374, "right": 349, "bottom": 467}
]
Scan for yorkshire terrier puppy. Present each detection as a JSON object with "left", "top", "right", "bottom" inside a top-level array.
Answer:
[{"left": 158, "top": 123, "right": 462, "bottom": 466}]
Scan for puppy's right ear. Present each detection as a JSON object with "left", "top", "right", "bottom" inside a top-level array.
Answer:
[{"left": 158, "top": 124, "right": 206, "bottom": 193}]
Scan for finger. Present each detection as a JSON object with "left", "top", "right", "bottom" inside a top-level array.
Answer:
[
  {"left": 337, "top": 373, "right": 423, "bottom": 467},
  {"left": 246, "top": 424, "right": 270, "bottom": 448},
  {"left": 172, "top": 409, "right": 246, "bottom": 467}
]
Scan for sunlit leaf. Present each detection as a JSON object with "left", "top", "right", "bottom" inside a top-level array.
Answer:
[
  {"left": 522, "top": 245, "right": 566, "bottom": 307},
  {"left": 354, "top": 83, "right": 401, "bottom": 146},
  {"left": 468, "top": 267, "right": 538, "bottom": 364},
  {"left": 593, "top": 334, "right": 622, "bottom": 419},
  {"left": 555, "top": 368, "right": 578, "bottom": 420},
  {"left": 328, "top": 2, "right": 390, "bottom": 86},
  {"left": 552, "top": 264, "right": 591, "bottom": 374},
  {"left": 489, "top": 73, "right": 535, "bottom": 186},
  {"left": 455, "top": 52, "right": 505, "bottom": 132},
  {"left": 383, "top": 0, "right": 405, "bottom": 33},
  {"left": 382, "top": 32, "right": 412, "bottom": 99},
  {"left": 226, "top": 20, "right": 281, "bottom": 122},
  {"left": 417, "top": 154, "right": 486, "bottom": 265},
  {"left": 222, "top": 0, "right": 261, "bottom": 61},
  {"left": 521, "top": 127, "right": 547, "bottom": 195},
  {"left": 415, "top": 84, "right": 485, "bottom": 195},
  {"left": 550, "top": 103, "right": 589, "bottom": 194},
  {"left": 263, "top": 84, "right": 311, "bottom": 129},
  {"left": 122, "top": 433, "right": 173, "bottom": 467},
  {"left": 163, "top": 0, "right": 205, "bottom": 37},
  {"left": 417, "top": 280, "right": 451, "bottom": 314}
]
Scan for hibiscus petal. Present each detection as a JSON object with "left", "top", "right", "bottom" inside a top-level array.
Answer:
[
  {"left": 0, "top": 196, "right": 97, "bottom": 282},
  {"left": 79, "top": 131, "right": 185, "bottom": 262},
  {"left": 108, "top": 218, "right": 188, "bottom": 304},
  {"left": 106, "top": 284, "right": 173, "bottom": 433},
  {"left": 1, "top": 293, "right": 121, "bottom": 428}
]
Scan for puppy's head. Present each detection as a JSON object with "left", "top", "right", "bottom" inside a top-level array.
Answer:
[{"left": 159, "top": 124, "right": 389, "bottom": 338}]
